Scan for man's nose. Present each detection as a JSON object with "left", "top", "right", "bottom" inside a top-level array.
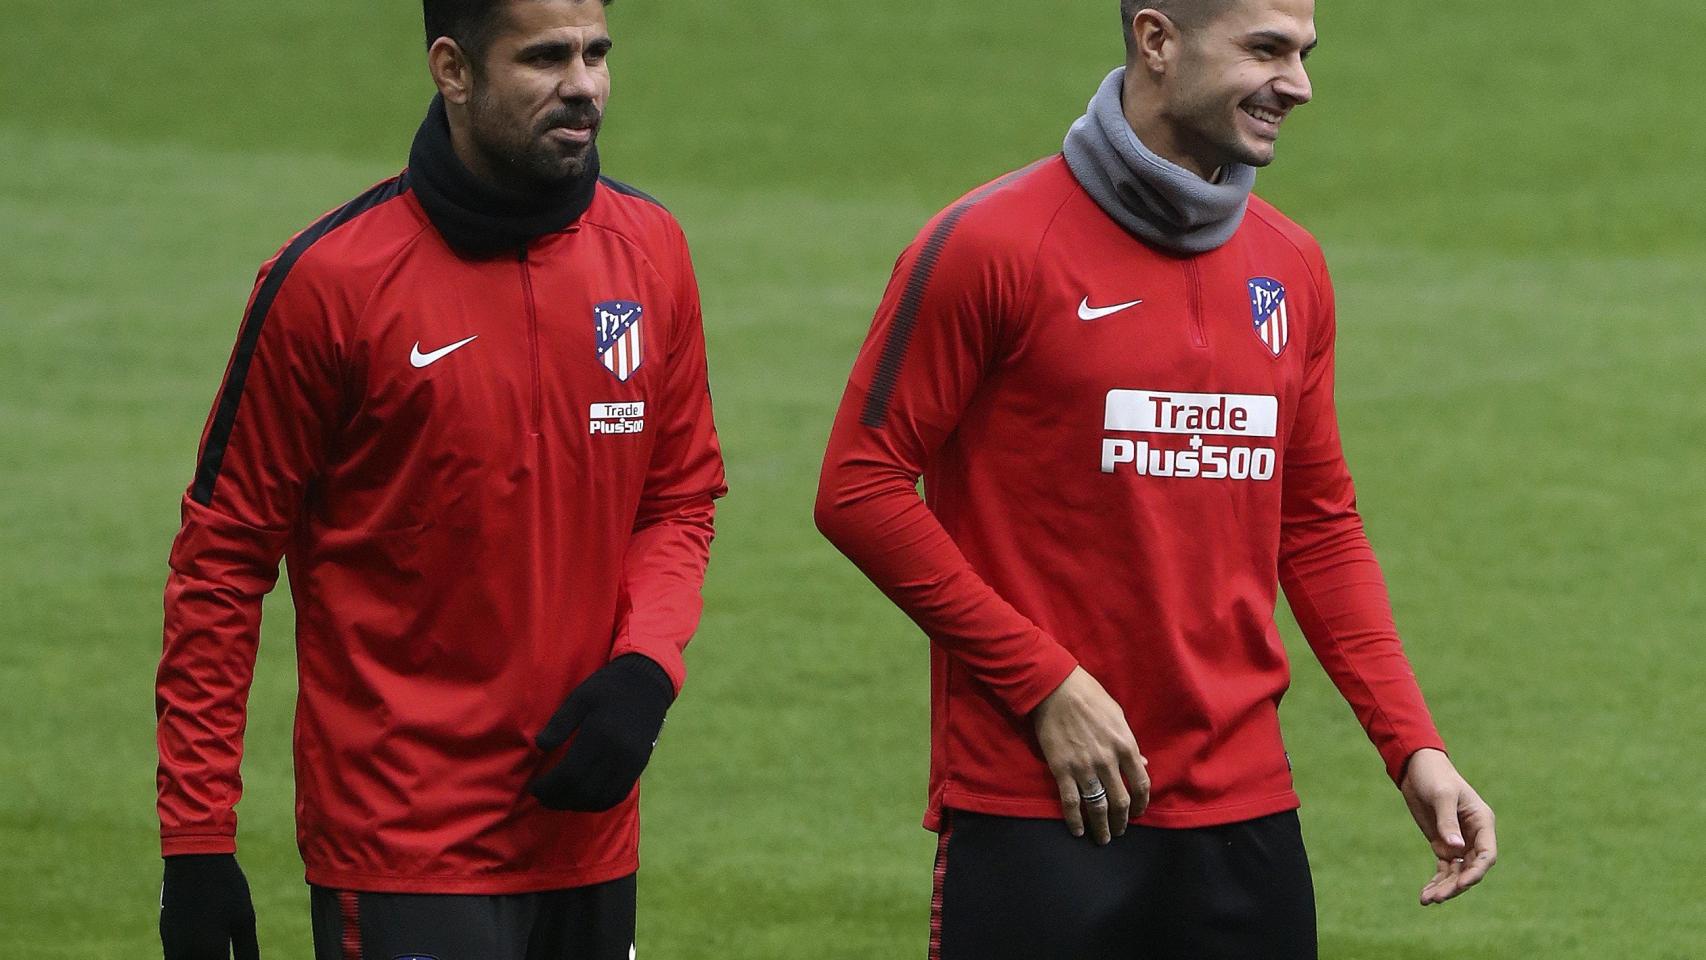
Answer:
[
  {"left": 1277, "top": 57, "right": 1313, "bottom": 106},
  {"left": 556, "top": 58, "right": 601, "bottom": 100}
]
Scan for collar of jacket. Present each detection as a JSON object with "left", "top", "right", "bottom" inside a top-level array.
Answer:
[
  {"left": 406, "top": 94, "right": 600, "bottom": 259},
  {"left": 1062, "top": 67, "right": 1256, "bottom": 255}
]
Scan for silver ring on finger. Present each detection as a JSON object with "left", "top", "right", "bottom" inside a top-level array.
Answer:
[{"left": 1081, "top": 783, "right": 1108, "bottom": 805}]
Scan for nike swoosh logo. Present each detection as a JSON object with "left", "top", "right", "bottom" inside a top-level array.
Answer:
[
  {"left": 1078, "top": 297, "right": 1145, "bottom": 321},
  {"left": 410, "top": 335, "right": 478, "bottom": 368}
]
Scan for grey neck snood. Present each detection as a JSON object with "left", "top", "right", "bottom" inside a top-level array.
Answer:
[{"left": 1063, "top": 67, "right": 1255, "bottom": 255}]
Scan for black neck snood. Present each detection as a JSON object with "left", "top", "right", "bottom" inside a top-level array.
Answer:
[{"left": 407, "top": 94, "right": 600, "bottom": 259}]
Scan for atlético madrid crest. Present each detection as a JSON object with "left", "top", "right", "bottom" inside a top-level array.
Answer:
[
  {"left": 1247, "top": 277, "right": 1289, "bottom": 358},
  {"left": 594, "top": 300, "right": 644, "bottom": 382}
]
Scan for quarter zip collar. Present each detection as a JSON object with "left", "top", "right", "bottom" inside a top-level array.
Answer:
[{"left": 407, "top": 95, "right": 600, "bottom": 259}]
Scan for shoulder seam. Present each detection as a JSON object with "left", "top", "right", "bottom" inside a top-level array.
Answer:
[
  {"left": 1245, "top": 203, "right": 1324, "bottom": 303},
  {"left": 859, "top": 158, "right": 1051, "bottom": 428},
  {"left": 579, "top": 219, "right": 675, "bottom": 301},
  {"left": 347, "top": 217, "right": 434, "bottom": 365},
  {"left": 190, "top": 176, "right": 408, "bottom": 506},
  {"left": 1013, "top": 167, "right": 1081, "bottom": 335}
]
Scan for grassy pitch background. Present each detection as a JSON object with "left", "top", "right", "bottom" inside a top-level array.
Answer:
[{"left": 3, "top": 1, "right": 1702, "bottom": 956}]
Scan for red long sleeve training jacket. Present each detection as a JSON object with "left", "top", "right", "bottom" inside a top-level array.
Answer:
[
  {"left": 157, "top": 174, "right": 725, "bottom": 893},
  {"left": 817, "top": 156, "right": 1443, "bottom": 830}
]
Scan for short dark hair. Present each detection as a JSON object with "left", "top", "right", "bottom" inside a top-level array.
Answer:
[
  {"left": 424, "top": 0, "right": 614, "bottom": 65},
  {"left": 1121, "top": 0, "right": 1239, "bottom": 56}
]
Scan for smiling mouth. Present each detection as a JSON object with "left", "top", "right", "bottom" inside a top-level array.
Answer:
[{"left": 1242, "top": 105, "right": 1285, "bottom": 126}]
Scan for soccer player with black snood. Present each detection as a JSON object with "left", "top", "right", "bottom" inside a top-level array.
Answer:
[{"left": 155, "top": 2, "right": 725, "bottom": 956}]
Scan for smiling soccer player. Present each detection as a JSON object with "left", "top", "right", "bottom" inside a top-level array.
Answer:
[{"left": 816, "top": 1, "right": 1497, "bottom": 956}]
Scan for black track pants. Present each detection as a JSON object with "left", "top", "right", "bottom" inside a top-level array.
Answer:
[
  {"left": 309, "top": 873, "right": 636, "bottom": 960},
  {"left": 930, "top": 810, "right": 1316, "bottom": 960}
]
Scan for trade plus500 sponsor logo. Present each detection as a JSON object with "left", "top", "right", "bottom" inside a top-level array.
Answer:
[
  {"left": 590, "top": 401, "right": 646, "bottom": 436},
  {"left": 1100, "top": 390, "right": 1277, "bottom": 480}
]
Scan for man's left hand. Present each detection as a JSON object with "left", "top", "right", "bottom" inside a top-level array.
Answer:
[
  {"left": 530, "top": 654, "right": 674, "bottom": 812},
  {"left": 1399, "top": 747, "right": 1497, "bottom": 906}
]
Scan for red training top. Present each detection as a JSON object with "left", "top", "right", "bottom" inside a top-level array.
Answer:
[
  {"left": 817, "top": 156, "right": 1443, "bottom": 830},
  {"left": 157, "top": 174, "right": 726, "bottom": 892}
]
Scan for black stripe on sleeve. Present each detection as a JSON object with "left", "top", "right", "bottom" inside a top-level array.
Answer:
[
  {"left": 857, "top": 164, "right": 1039, "bottom": 428},
  {"left": 190, "top": 176, "right": 407, "bottom": 506}
]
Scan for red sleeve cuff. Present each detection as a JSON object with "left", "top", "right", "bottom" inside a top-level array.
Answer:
[
  {"left": 161, "top": 833, "right": 237, "bottom": 857},
  {"left": 1000, "top": 636, "right": 1081, "bottom": 717},
  {"left": 1383, "top": 737, "right": 1449, "bottom": 785}
]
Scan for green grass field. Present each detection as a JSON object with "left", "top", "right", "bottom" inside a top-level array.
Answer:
[{"left": 4, "top": 1, "right": 1703, "bottom": 956}]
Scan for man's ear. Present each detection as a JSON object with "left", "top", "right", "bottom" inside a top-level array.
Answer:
[
  {"left": 428, "top": 37, "right": 475, "bottom": 105},
  {"left": 1130, "top": 9, "right": 1183, "bottom": 78}
]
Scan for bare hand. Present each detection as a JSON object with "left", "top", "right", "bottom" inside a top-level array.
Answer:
[
  {"left": 1032, "top": 667, "right": 1148, "bottom": 845},
  {"left": 1400, "top": 748, "right": 1497, "bottom": 905}
]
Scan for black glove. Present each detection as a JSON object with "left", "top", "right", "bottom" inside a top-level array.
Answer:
[
  {"left": 160, "top": 853, "right": 260, "bottom": 960},
  {"left": 529, "top": 654, "right": 674, "bottom": 812}
]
